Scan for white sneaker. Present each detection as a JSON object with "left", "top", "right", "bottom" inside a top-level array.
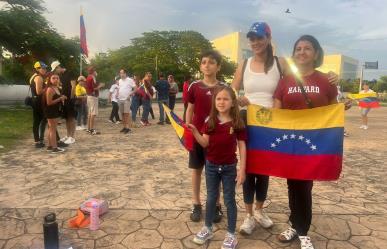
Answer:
[
  {"left": 239, "top": 213, "right": 256, "bottom": 235},
  {"left": 363, "top": 125, "right": 368, "bottom": 130},
  {"left": 76, "top": 126, "right": 83, "bottom": 131},
  {"left": 64, "top": 137, "right": 75, "bottom": 144},
  {"left": 221, "top": 232, "right": 238, "bottom": 249},
  {"left": 193, "top": 226, "right": 213, "bottom": 245},
  {"left": 359, "top": 125, "right": 365, "bottom": 129},
  {"left": 299, "top": 236, "right": 314, "bottom": 249},
  {"left": 115, "top": 121, "right": 121, "bottom": 124},
  {"left": 254, "top": 208, "right": 273, "bottom": 228},
  {"left": 59, "top": 136, "right": 68, "bottom": 142}
]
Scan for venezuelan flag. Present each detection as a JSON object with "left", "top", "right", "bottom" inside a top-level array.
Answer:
[
  {"left": 347, "top": 93, "right": 380, "bottom": 108},
  {"left": 246, "top": 104, "right": 344, "bottom": 181},
  {"left": 163, "top": 104, "right": 194, "bottom": 151},
  {"left": 80, "top": 10, "right": 88, "bottom": 57}
]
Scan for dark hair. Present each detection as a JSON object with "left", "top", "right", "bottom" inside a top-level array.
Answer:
[
  {"left": 119, "top": 69, "right": 127, "bottom": 74},
  {"left": 184, "top": 74, "right": 192, "bottom": 81},
  {"left": 207, "top": 85, "right": 245, "bottom": 132},
  {"left": 159, "top": 72, "right": 164, "bottom": 78},
  {"left": 265, "top": 43, "right": 274, "bottom": 74},
  {"left": 292, "top": 35, "right": 324, "bottom": 68},
  {"left": 200, "top": 50, "right": 222, "bottom": 65}
]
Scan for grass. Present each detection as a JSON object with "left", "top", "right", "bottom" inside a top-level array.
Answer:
[{"left": 0, "top": 106, "right": 32, "bottom": 153}]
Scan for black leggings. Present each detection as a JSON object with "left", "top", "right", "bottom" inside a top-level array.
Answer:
[
  {"left": 288, "top": 179, "right": 313, "bottom": 236},
  {"left": 32, "top": 99, "right": 46, "bottom": 143},
  {"left": 169, "top": 95, "right": 176, "bottom": 110},
  {"left": 110, "top": 101, "right": 120, "bottom": 122},
  {"left": 242, "top": 173, "right": 269, "bottom": 204}
]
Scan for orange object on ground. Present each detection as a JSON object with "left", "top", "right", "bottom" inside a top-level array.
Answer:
[{"left": 68, "top": 209, "right": 90, "bottom": 228}]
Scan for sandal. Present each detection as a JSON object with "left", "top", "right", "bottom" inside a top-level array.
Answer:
[
  {"left": 278, "top": 227, "right": 297, "bottom": 243},
  {"left": 299, "top": 236, "right": 314, "bottom": 249}
]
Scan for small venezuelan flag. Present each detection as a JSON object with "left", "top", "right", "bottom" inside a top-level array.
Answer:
[
  {"left": 163, "top": 104, "right": 194, "bottom": 151},
  {"left": 347, "top": 93, "right": 380, "bottom": 108},
  {"left": 246, "top": 104, "right": 344, "bottom": 181}
]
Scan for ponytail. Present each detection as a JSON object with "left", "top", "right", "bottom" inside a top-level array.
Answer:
[{"left": 264, "top": 43, "right": 274, "bottom": 74}]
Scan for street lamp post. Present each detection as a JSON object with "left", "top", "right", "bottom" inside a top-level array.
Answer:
[{"left": 359, "top": 61, "right": 378, "bottom": 92}]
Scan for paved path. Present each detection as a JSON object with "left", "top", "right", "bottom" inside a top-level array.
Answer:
[{"left": 0, "top": 103, "right": 386, "bottom": 249}]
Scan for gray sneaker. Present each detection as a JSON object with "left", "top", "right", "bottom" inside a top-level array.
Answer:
[
  {"left": 221, "top": 232, "right": 238, "bottom": 249},
  {"left": 192, "top": 226, "right": 213, "bottom": 245}
]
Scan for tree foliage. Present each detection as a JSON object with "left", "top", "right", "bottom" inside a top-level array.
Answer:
[
  {"left": 91, "top": 31, "right": 236, "bottom": 87},
  {"left": 0, "top": 0, "right": 80, "bottom": 84},
  {"left": 375, "top": 76, "right": 387, "bottom": 92}
]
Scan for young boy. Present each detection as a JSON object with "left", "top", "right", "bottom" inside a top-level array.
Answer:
[{"left": 186, "top": 50, "right": 225, "bottom": 222}]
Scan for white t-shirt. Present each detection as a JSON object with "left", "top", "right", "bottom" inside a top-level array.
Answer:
[
  {"left": 109, "top": 83, "right": 119, "bottom": 102},
  {"left": 243, "top": 57, "right": 281, "bottom": 107},
  {"left": 118, "top": 77, "right": 136, "bottom": 101}
]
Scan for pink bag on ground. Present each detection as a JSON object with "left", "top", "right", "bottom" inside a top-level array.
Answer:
[{"left": 80, "top": 198, "right": 109, "bottom": 216}]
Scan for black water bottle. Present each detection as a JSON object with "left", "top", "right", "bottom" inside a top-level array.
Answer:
[{"left": 43, "top": 213, "right": 59, "bottom": 249}]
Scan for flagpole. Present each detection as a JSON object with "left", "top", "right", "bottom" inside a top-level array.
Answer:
[
  {"left": 80, "top": 54, "right": 83, "bottom": 76},
  {"left": 80, "top": 6, "right": 83, "bottom": 76}
]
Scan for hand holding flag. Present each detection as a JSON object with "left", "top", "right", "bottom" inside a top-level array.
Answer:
[{"left": 163, "top": 104, "right": 194, "bottom": 151}]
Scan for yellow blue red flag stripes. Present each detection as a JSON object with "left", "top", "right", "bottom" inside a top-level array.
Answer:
[
  {"left": 246, "top": 104, "right": 344, "bottom": 181},
  {"left": 163, "top": 104, "right": 194, "bottom": 151},
  {"left": 347, "top": 93, "right": 380, "bottom": 108}
]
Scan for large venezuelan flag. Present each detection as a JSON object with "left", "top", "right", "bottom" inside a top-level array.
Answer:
[
  {"left": 347, "top": 93, "right": 380, "bottom": 108},
  {"left": 163, "top": 104, "right": 194, "bottom": 151},
  {"left": 246, "top": 104, "right": 344, "bottom": 181}
]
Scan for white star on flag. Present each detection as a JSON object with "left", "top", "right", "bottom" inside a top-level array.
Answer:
[
  {"left": 305, "top": 139, "right": 311, "bottom": 144},
  {"left": 311, "top": 145, "right": 317, "bottom": 150},
  {"left": 276, "top": 138, "right": 281, "bottom": 143},
  {"left": 282, "top": 135, "right": 288, "bottom": 140},
  {"left": 298, "top": 135, "right": 304, "bottom": 140},
  {"left": 290, "top": 134, "right": 296, "bottom": 139},
  {"left": 271, "top": 143, "right": 276, "bottom": 148}
]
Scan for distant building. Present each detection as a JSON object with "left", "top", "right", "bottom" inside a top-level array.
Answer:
[
  {"left": 212, "top": 32, "right": 359, "bottom": 79},
  {"left": 211, "top": 32, "right": 252, "bottom": 64},
  {"left": 318, "top": 54, "right": 358, "bottom": 80}
]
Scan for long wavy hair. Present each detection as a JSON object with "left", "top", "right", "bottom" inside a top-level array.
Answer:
[{"left": 207, "top": 85, "right": 245, "bottom": 132}]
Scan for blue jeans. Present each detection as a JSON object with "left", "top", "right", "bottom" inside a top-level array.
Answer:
[
  {"left": 141, "top": 98, "right": 151, "bottom": 122},
  {"left": 76, "top": 103, "right": 88, "bottom": 126},
  {"left": 205, "top": 161, "right": 237, "bottom": 233},
  {"left": 131, "top": 95, "right": 140, "bottom": 122},
  {"left": 158, "top": 98, "right": 169, "bottom": 122}
]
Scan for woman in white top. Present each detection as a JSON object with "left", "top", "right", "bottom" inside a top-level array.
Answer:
[
  {"left": 232, "top": 22, "right": 338, "bottom": 235},
  {"left": 359, "top": 83, "right": 375, "bottom": 129}
]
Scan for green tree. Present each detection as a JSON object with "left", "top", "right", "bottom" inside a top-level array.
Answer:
[
  {"left": 0, "top": 0, "right": 80, "bottom": 84},
  {"left": 92, "top": 30, "right": 236, "bottom": 87},
  {"left": 375, "top": 76, "right": 387, "bottom": 92}
]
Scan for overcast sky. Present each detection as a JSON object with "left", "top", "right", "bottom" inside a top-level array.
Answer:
[{"left": 43, "top": 0, "right": 387, "bottom": 80}]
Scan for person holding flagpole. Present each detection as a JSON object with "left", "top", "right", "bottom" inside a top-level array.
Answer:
[{"left": 273, "top": 35, "right": 338, "bottom": 249}]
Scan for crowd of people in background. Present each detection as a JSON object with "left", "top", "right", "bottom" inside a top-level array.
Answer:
[{"left": 28, "top": 60, "right": 191, "bottom": 153}]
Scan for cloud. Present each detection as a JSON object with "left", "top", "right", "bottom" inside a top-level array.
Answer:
[{"left": 42, "top": 0, "right": 387, "bottom": 79}]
